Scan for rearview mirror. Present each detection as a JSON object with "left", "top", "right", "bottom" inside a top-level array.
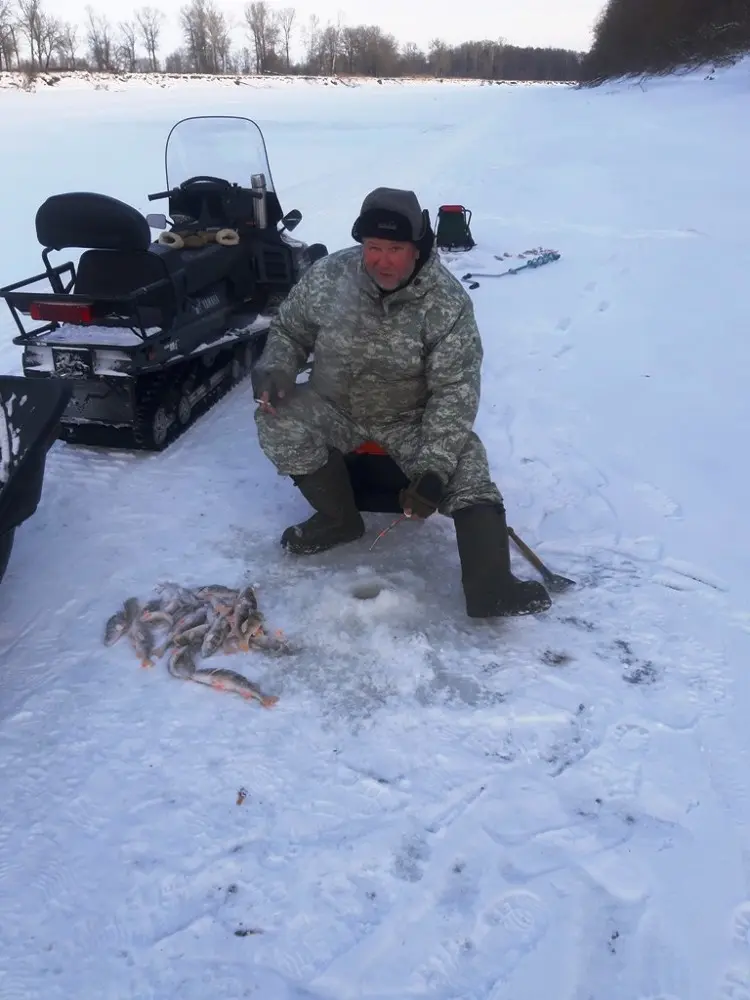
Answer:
[
  {"left": 280, "top": 209, "right": 302, "bottom": 232},
  {"left": 146, "top": 213, "right": 167, "bottom": 229}
]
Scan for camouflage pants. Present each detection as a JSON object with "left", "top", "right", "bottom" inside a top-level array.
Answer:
[{"left": 254, "top": 383, "right": 503, "bottom": 515}]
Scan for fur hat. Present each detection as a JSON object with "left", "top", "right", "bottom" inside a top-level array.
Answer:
[{"left": 352, "top": 187, "right": 429, "bottom": 244}]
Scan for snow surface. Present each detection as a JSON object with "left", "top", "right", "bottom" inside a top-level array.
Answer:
[{"left": 1, "top": 64, "right": 750, "bottom": 1000}]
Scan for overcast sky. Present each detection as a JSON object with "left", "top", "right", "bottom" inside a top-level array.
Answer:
[{"left": 43, "top": 0, "right": 605, "bottom": 57}]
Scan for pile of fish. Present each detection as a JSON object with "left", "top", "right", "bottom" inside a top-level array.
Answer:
[{"left": 104, "top": 582, "right": 287, "bottom": 707}]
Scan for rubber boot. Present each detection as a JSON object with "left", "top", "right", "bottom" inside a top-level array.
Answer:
[
  {"left": 281, "top": 449, "right": 365, "bottom": 555},
  {"left": 452, "top": 502, "right": 552, "bottom": 618}
]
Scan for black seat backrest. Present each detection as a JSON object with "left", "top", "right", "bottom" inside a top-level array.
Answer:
[
  {"left": 74, "top": 248, "right": 177, "bottom": 327},
  {"left": 36, "top": 192, "right": 152, "bottom": 251},
  {"left": 74, "top": 248, "right": 168, "bottom": 297}
]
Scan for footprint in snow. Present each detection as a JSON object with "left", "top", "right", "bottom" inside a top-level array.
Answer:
[
  {"left": 408, "top": 889, "right": 550, "bottom": 996},
  {"left": 610, "top": 638, "right": 663, "bottom": 686},
  {"left": 392, "top": 832, "right": 431, "bottom": 883}
]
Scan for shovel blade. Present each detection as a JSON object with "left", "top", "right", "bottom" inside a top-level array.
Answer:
[{"left": 543, "top": 572, "right": 577, "bottom": 593}]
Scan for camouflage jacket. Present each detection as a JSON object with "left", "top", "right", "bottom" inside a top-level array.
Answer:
[{"left": 255, "top": 245, "right": 483, "bottom": 482}]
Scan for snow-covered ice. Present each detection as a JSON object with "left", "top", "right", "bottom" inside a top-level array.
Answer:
[{"left": 1, "top": 65, "right": 750, "bottom": 999}]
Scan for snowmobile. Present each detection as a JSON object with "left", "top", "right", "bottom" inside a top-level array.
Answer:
[
  {"left": 0, "top": 115, "right": 328, "bottom": 451},
  {"left": 0, "top": 374, "right": 72, "bottom": 585}
]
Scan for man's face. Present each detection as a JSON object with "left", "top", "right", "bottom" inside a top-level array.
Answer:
[{"left": 362, "top": 237, "right": 419, "bottom": 290}]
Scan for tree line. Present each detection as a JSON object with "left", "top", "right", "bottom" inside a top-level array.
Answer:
[
  {"left": 0, "top": 0, "right": 583, "bottom": 81},
  {"left": 580, "top": 0, "right": 750, "bottom": 83}
]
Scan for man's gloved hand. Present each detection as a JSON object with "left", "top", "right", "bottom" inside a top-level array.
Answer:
[
  {"left": 251, "top": 368, "right": 296, "bottom": 413},
  {"left": 398, "top": 471, "right": 444, "bottom": 519}
]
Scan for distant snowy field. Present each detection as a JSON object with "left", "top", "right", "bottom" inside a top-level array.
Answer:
[{"left": 1, "top": 62, "right": 750, "bottom": 1000}]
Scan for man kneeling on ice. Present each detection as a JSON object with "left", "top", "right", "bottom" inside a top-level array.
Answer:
[{"left": 251, "top": 187, "right": 551, "bottom": 618}]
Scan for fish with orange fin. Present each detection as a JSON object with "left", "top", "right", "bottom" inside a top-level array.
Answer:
[
  {"left": 104, "top": 597, "right": 139, "bottom": 646},
  {"left": 104, "top": 597, "right": 155, "bottom": 667},
  {"left": 104, "top": 581, "right": 288, "bottom": 696},
  {"left": 167, "top": 646, "right": 278, "bottom": 707}
]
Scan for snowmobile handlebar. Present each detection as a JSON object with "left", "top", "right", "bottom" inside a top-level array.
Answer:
[{"left": 147, "top": 176, "right": 263, "bottom": 202}]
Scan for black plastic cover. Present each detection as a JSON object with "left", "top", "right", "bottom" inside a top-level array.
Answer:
[{"left": 0, "top": 375, "right": 72, "bottom": 535}]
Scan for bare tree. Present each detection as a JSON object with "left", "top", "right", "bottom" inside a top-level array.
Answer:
[
  {"left": 302, "top": 12, "right": 320, "bottom": 70},
  {"left": 16, "top": 0, "right": 62, "bottom": 70},
  {"left": 117, "top": 20, "right": 138, "bottom": 70},
  {"left": 135, "top": 5, "right": 163, "bottom": 71},
  {"left": 338, "top": 25, "right": 357, "bottom": 73},
  {"left": 0, "top": 0, "right": 20, "bottom": 69},
  {"left": 85, "top": 6, "right": 114, "bottom": 70},
  {"left": 205, "top": 0, "right": 230, "bottom": 72},
  {"left": 17, "top": 0, "right": 42, "bottom": 67},
  {"left": 277, "top": 5, "right": 294, "bottom": 70},
  {"left": 244, "top": 1, "right": 279, "bottom": 73},
  {"left": 36, "top": 10, "right": 61, "bottom": 67},
  {"left": 339, "top": 24, "right": 398, "bottom": 76},
  {"left": 428, "top": 37, "right": 451, "bottom": 76},
  {"left": 401, "top": 41, "right": 429, "bottom": 75},
  {"left": 164, "top": 48, "right": 185, "bottom": 72},
  {"left": 180, "top": 0, "right": 229, "bottom": 73},
  {"left": 56, "top": 21, "right": 78, "bottom": 68},
  {"left": 179, "top": 0, "right": 209, "bottom": 71},
  {"left": 319, "top": 12, "right": 344, "bottom": 74}
]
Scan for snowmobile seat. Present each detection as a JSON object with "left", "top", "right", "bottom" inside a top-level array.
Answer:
[
  {"left": 35, "top": 192, "right": 152, "bottom": 252},
  {"left": 33, "top": 192, "right": 179, "bottom": 325},
  {"left": 345, "top": 441, "right": 409, "bottom": 514},
  {"left": 148, "top": 240, "right": 249, "bottom": 297},
  {"left": 73, "top": 238, "right": 250, "bottom": 327},
  {"left": 73, "top": 247, "right": 179, "bottom": 320}
]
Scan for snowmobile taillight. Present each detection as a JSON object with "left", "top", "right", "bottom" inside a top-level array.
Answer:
[{"left": 29, "top": 301, "right": 94, "bottom": 324}]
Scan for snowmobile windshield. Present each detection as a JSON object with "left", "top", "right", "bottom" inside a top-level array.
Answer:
[{"left": 165, "top": 115, "right": 276, "bottom": 192}]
